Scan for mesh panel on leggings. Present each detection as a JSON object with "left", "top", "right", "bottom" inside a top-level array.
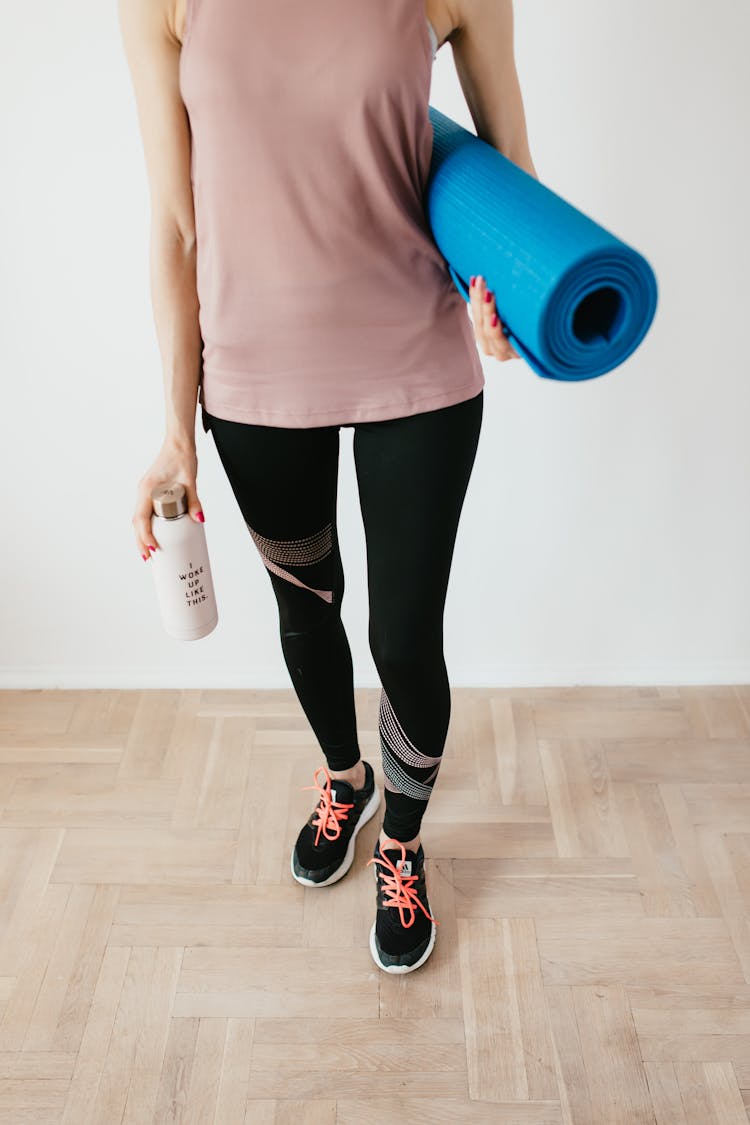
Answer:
[
  {"left": 246, "top": 521, "right": 334, "bottom": 603},
  {"left": 379, "top": 688, "right": 443, "bottom": 801}
]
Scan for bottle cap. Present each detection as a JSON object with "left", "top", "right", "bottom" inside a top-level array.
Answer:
[{"left": 151, "top": 482, "right": 188, "bottom": 519}]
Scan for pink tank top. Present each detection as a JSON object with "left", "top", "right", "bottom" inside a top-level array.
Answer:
[{"left": 179, "top": 0, "right": 485, "bottom": 430}]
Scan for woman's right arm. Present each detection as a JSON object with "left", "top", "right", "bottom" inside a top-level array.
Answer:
[{"left": 118, "top": 0, "right": 206, "bottom": 559}]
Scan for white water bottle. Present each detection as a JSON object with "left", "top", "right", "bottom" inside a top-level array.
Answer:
[{"left": 150, "top": 482, "right": 218, "bottom": 640}]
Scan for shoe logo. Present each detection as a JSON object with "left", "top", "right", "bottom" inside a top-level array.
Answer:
[
  {"left": 399, "top": 860, "right": 412, "bottom": 876},
  {"left": 331, "top": 789, "right": 337, "bottom": 803}
]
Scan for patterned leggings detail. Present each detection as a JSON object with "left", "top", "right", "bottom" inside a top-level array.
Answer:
[{"left": 204, "top": 389, "right": 483, "bottom": 842}]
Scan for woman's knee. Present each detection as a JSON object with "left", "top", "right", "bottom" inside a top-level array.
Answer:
[
  {"left": 273, "top": 569, "right": 344, "bottom": 636},
  {"left": 368, "top": 617, "right": 441, "bottom": 677}
]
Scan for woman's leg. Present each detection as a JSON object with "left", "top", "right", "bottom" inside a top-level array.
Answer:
[
  {"left": 205, "top": 412, "right": 363, "bottom": 775},
  {"left": 352, "top": 389, "right": 484, "bottom": 845}
]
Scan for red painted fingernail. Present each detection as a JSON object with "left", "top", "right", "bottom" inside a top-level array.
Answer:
[
  {"left": 196, "top": 511, "right": 205, "bottom": 523},
  {"left": 148, "top": 544, "right": 156, "bottom": 552},
  {"left": 470, "top": 275, "right": 476, "bottom": 287},
  {"left": 484, "top": 290, "right": 493, "bottom": 303},
  {"left": 491, "top": 313, "right": 498, "bottom": 327},
  {"left": 142, "top": 553, "right": 148, "bottom": 561}
]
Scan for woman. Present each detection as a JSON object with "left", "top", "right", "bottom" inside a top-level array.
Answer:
[{"left": 120, "top": 0, "right": 537, "bottom": 974}]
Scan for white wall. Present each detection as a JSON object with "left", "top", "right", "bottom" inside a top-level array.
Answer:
[{"left": 1, "top": 0, "right": 748, "bottom": 688}]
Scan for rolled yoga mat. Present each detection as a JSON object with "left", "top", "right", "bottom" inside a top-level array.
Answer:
[{"left": 425, "top": 106, "right": 658, "bottom": 382}]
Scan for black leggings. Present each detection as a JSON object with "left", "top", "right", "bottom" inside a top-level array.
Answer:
[{"left": 205, "top": 389, "right": 484, "bottom": 842}]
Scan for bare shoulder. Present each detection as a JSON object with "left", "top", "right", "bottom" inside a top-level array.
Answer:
[{"left": 118, "top": 0, "right": 182, "bottom": 49}]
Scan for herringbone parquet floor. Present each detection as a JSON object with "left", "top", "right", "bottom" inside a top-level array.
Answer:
[{"left": 2, "top": 685, "right": 750, "bottom": 1123}]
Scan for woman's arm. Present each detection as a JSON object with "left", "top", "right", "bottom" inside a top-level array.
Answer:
[
  {"left": 118, "top": 0, "right": 201, "bottom": 448},
  {"left": 446, "top": 0, "right": 538, "bottom": 180}
]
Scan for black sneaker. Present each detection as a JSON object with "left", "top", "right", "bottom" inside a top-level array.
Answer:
[
  {"left": 366, "top": 836, "right": 439, "bottom": 973},
  {"left": 291, "top": 760, "right": 380, "bottom": 888}
]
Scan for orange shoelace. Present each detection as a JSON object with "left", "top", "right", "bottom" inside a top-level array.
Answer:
[
  {"left": 301, "top": 766, "right": 355, "bottom": 846},
  {"left": 366, "top": 837, "right": 440, "bottom": 928}
]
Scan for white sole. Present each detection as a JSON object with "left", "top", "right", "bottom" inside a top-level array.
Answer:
[
  {"left": 368, "top": 916, "right": 437, "bottom": 973},
  {"left": 290, "top": 782, "right": 381, "bottom": 888}
]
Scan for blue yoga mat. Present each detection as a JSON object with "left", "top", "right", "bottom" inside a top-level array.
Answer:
[{"left": 425, "top": 106, "right": 658, "bottom": 382}]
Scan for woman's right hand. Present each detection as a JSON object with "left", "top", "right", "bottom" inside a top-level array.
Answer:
[
  {"left": 133, "top": 437, "right": 205, "bottom": 562},
  {"left": 468, "top": 275, "right": 519, "bottom": 362}
]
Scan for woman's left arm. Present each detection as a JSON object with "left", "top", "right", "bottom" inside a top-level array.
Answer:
[
  {"left": 444, "top": 0, "right": 537, "bottom": 361},
  {"left": 448, "top": 0, "right": 538, "bottom": 178}
]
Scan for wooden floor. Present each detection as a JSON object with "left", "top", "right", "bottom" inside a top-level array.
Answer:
[{"left": 2, "top": 686, "right": 750, "bottom": 1123}]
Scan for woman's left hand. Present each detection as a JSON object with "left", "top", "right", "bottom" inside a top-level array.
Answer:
[{"left": 468, "top": 275, "right": 519, "bottom": 361}]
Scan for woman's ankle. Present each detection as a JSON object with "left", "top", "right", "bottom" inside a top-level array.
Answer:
[
  {"left": 328, "top": 759, "right": 366, "bottom": 788},
  {"left": 379, "top": 828, "right": 421, "bottom": 853}
]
